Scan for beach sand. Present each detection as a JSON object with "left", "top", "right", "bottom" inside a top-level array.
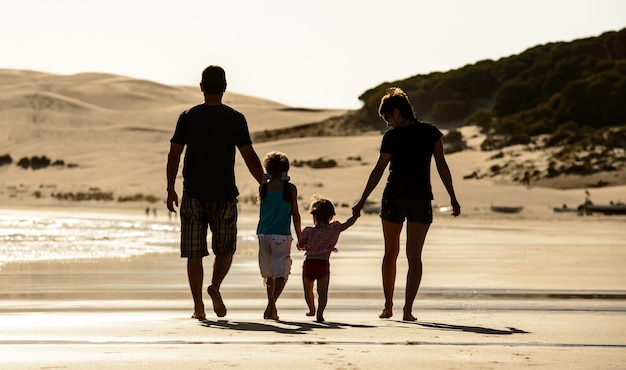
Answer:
[
  {"left": 1, "top": 214, "right": 625, "bottom": 369},
  {"left": 1, "top": 70, "right": 625, "bottom": 368}
]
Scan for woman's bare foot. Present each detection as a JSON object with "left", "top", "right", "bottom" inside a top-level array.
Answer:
[
  {"left": 403, "top": 313, "right": 417, "bottom": 321},
  {"left": 315, "top": 314, "right": 325, "bottom": 323},
  {"left": 379, "top": 307, "right": 393, "bottom": 319},
  {"left": 305, "top": 310, "right": 315, "bottom": 317},
  {"left": 207, "top": 285, "right": 227, "bottom": 317}
]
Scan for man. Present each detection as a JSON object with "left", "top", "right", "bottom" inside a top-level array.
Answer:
[{"left": 166, "top": 65, "right": 264, "bottom": 320}]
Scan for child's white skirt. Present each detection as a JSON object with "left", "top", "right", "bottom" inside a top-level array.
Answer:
[{"left": 257, "top": 234, "right": 293, "bottom": 281}]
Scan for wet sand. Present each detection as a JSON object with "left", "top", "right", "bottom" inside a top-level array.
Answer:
[{"left": 1, "top": 215, "right": 625, "bottom": 369}]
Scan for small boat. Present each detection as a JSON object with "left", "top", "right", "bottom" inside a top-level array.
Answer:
[
  {"left": 585, "top": 204, "right": 626, "bottom": 215},
  {"left": 491, "top": 205, "right": 524, "bottom": 213}
]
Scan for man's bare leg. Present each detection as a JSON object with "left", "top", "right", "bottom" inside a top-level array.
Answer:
[
  {"left": 207, "top": 252, "right": 233, "bottom": 317},
  {"left": 187, "top": 257, "right": 205, "bottom": 320}
]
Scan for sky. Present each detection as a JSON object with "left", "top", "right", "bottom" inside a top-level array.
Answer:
[{"left": 1, "top": 0, "right": 625, "bottom": 109}]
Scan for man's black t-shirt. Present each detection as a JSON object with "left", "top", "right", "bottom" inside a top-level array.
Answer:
[
  {"left": 380, "top": 121, "right": 443, "bottom": 200},
  {"left": 170, "top": 104, "right": 252, "bottom": 200}
]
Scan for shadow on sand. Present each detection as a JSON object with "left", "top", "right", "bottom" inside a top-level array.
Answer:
[
  {"left": 418, "top": 321, "right": 529, "bottom": 335},
  {"left": 201, "top": 319, "right": 375, "bottom": 335}
]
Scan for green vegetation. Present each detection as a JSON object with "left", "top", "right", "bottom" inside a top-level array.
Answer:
[
  {"left": 18, "top": 155, "right": 51, "bottom": 170},
  {"left": 442, "top": 129, "right": 465, "bottom": 153},
  {"left": 6, "top": 154, "right": 78, "bottom": 170},
  {"left": 292, "top": 157, "right": 338, "bottom": 169},
  {"left": 238, "top": 193, "right": 259, "bottom": 205},
  {"left": 117, "top": 193, "right": 159, "bottom": 203},
  {"left": 256, "top": 29, "right": 625, "bottom": 170},
  {"left": 0, "top": 154, "right": 12, "bottom": 166},
  {"left": 358, "top": 28, "right": 626, "bottom": 139},
  {"left": 52, "top": 190, "right": 114, "bottom": 201},
  {"left": 346, "top": 28, "right": 625, "bottom": 181},
  {"left": 45, "top": 191, "right": 160, "bottom": 203}
]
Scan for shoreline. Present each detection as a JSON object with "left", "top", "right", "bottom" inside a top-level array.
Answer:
[
  {"left": 3, "top": 192, "right": 626, "bottom": 220},
  {"left": 2, "top": 208, "right": 625, "bottom": 369}
]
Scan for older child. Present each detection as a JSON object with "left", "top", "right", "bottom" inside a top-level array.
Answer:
[
  {"left": 257, "top": 151, "right": 301, "bottom": 320},
  {"left": 297, "top": 195, "right": 358, "bottom": 322}
]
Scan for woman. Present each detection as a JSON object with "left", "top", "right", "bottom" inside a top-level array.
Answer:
[{"left": 352, "top": 87, "right": 461, "bottom": 321}]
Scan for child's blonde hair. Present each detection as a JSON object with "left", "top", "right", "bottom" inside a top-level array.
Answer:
[
  {"left": 262, "top": 151, "right": 290, "bottom": 176},
  {"left": 259, "top": 151, "right": 292, "bottom": 203},
  {"left": 308, "top": 194, "right": 335, "bottom": 223}
]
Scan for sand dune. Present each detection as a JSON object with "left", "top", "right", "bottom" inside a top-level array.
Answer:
[{"left": 1, "top": 69, "right": 624, "bottom": 219}]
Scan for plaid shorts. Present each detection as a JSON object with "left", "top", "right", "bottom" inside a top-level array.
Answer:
[{"left": 180, "top": 197, "right": 238, "bottom": 258}]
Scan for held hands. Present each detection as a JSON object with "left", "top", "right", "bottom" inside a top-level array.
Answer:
[{"left": 352, "top": 201, "right": 364, "bottom": 218}]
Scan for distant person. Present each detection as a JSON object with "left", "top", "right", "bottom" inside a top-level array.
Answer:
[
  {"left": 256, "top": 151, "right": 302, "bottom": 320},
  {"left": 584, "top": 190, "right": 593, "bottom": 206},
  {"left": 166, "top": 65, "right": 264, "bottom": 320},
  {"left": 297, "top": 195, "right": 358, "bottom": 322},
  {"left": 352, "top": 87, "right": 460, "bottom": 321},
  {"left": 580, "top": 189, "right": 594, "bottom": 216},
  {"left": 522, "top": 171, "right": 531, "bottom": 187}
]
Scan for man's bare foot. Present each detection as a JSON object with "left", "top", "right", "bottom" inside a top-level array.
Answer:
[
  {"left": 379, "top": 307, "right": 393, "bottom": 319},
  {"left": 305, "top": 310, "right": 315, "bottom": 317},
  {"left": 191, "top": 312, "right": 206, "bottom": 320},
  {"left": 191, "top": 302, "right": 205, "bottom": 320},
  {"left": 207, "top": 285, "right": 227, "bottom": 317},
  {"left": 403, "top": 313, "right": 417, "bottom": 321}
]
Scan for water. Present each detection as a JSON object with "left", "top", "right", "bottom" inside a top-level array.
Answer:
[
  {"left": 2, "top": 208, "right": 625, "bottom": 297},
  {"left": 0, "top": 209, "right": 260, "bottom": 265},
  {"left": 0, "top": 209, "right": 175, "bottom": 264}
]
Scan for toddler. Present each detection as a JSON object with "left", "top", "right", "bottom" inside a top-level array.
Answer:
[{"left": 297, "top": 195, "right": 357, "bottom": 322}]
